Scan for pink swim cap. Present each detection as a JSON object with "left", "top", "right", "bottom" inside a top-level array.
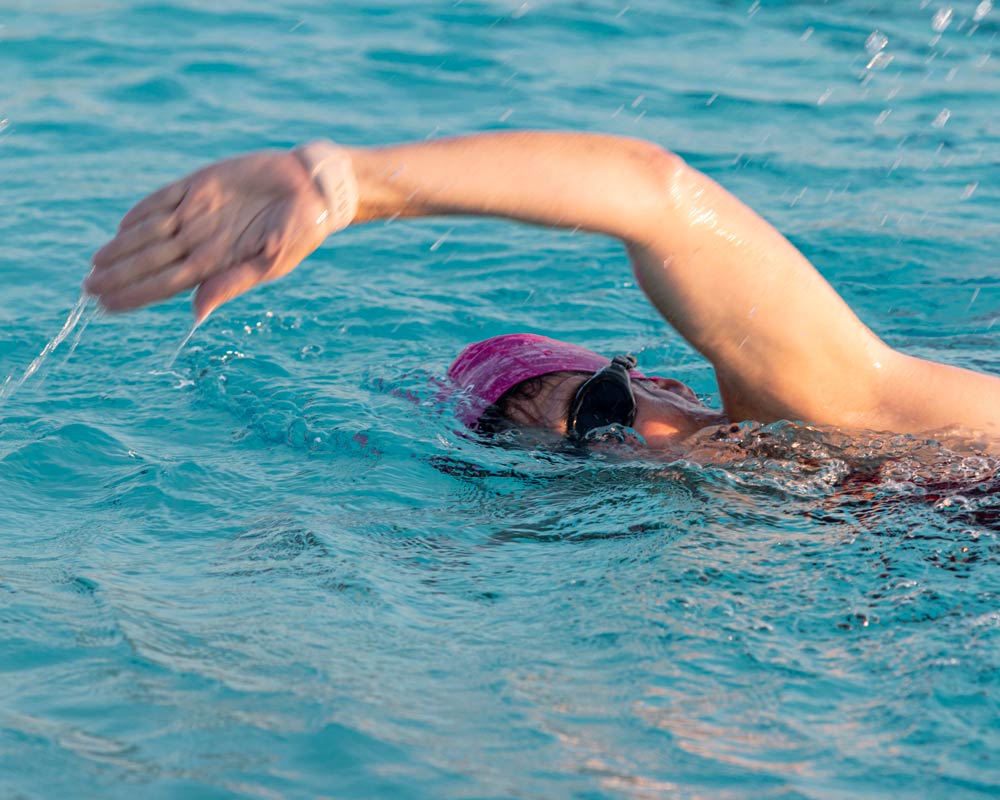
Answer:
[{"left": 448, "top": 333, "right": 651, "bottom": 427}]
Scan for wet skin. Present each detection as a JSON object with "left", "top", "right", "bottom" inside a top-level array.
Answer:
[{"left": 507, "top": 371, "right": 728, "bottom": 450}]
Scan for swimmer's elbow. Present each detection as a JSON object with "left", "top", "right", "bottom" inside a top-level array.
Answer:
[{"left": 614, "top": 141, "right": 689, "bottom": 243}]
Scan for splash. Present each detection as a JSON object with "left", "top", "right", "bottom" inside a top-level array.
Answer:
[{"left": 0, "top": 293, "right": 96, "bottom": 407}]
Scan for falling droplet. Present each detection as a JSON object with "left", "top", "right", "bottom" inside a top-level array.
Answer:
[
  {"left": 864, "top": 31, "right": 893, "bottom": 71},
  {"left": 973, "top": 0, "right": 992, "bottom": 23},
  {"left": 932, "top": 7, "right": 954, "bottom": 33},
  {"left": 865, "top": 31, "right": 889, "bottom": 55},
  {"left": 932, "top": 108, "right": 951, "bottom": 127},
  {"left": 866, "top": 51, "right": 894, "bottom": 70},
  {"left": 430, "top": 228, "right": 453, "bottom": 252}
]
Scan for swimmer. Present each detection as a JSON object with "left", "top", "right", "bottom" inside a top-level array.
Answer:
[{"left": 84, "top": 132, "right": 1000, "bottom": 448}]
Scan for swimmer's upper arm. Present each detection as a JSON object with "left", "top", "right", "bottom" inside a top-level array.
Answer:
[
  {"left": 624, "top": 153, "right": 1000, "bottom": 437},
  {"left": 621, "top": 154, "right": 896, "bottom": 428}
]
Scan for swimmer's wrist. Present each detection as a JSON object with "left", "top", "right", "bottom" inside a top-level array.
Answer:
[{"left": 292, "top": 140, "right": 359, "bottom": 235}]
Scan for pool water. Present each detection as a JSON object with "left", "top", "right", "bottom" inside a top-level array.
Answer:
[{"left": 1, "top": 1, "right": 998, "bottom": 797}]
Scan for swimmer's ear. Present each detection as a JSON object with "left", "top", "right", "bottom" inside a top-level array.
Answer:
[{"left": 647, "top": 377, "right": 700, "bottom": 403}]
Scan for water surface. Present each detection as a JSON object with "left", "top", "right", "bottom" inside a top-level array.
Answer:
[{"left": 1, "top": 1, "right": 998, "bottom": 797}]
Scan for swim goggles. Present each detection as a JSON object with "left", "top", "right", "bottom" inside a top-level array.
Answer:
[{"left": 566, "top": 354, "right": 638, "bottom": 440}]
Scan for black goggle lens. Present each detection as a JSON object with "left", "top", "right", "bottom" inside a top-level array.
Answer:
[{"left": 566, "top": 355, "right": 637, "bottom": 440}]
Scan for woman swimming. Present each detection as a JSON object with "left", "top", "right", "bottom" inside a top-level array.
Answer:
[{"left": 84, "top": 131, "right": 1000, "bottom": 449}]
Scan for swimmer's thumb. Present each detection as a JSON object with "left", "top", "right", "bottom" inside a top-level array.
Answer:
[{"left": 192, "top": 259, "right": 268, "bottom": 323}]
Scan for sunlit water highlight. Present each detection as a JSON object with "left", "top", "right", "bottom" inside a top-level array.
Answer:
[{"left": 0, "top": 1, "right": 998, "bottom": 798}]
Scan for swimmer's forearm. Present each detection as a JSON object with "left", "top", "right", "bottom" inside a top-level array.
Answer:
[{"left": 346, "top": 132, "right": 676, "bottom": 244}]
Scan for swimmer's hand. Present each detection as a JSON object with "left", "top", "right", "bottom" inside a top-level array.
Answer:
[{"left": 85, "top": 150, "right": 337, "bottom": 321}]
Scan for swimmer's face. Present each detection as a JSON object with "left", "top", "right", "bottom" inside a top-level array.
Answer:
[{"left": 501, "top": 371, "right": 724, "bottom": 449}]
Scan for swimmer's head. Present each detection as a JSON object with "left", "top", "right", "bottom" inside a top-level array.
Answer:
[
  {"left": 448, "top": 334, "right": 652, "bottom": 431},
  {"left": 448, "top": 333, "right": 722, "bottom": 446}
]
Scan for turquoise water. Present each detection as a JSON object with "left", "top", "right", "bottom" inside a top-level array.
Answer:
[{"left": 2, "top": 1, "right": 999, "bottom": 797}]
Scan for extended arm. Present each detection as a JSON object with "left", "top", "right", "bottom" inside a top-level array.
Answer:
[{"left": 86, "top": 131, "right": 1000, "bottom": 437}]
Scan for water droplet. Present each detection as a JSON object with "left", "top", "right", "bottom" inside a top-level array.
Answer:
[
  {"left": 706, "top": 93, "right": 718, "bottom": 106},
  {"left": 800, "top": 26, "right": 814, "bottom": 42},
  {"left": 961, "top": 182, "right": 978, "bottom": 200},
  {"left": 973, "top": 0, "right": 992, "bottom": 23},
  {"left": 430, "top": 228, "right": 453, "bottom": 251},
  {"left": 874, "top": 109, "right": 892, "bottom": 126},
  {"left": 817, "top": 88, "right": 833, "bottom": 105},
  {"left": 866, "top": 51, "right": 894, "bottom": 70},
  {"left": 932, "top": 7, "right": 953, "bottom": 33},
  {"left": 932, "top": 108, "right": 951, "bottom": 127},
  {"left": 511, "top": 2, "right": 529, "bottom": 19},
  {"left": 865, "top": 31, "right": 889, "bottom": 54}
]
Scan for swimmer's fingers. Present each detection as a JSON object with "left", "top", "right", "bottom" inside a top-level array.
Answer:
[
  {"left": 98, "top": 236, "right": 233, "bottom": 313},
  {"left": 87, "top": 209, "right": 220, "bottom": 296},
  {"left": 118, "top": 179, "right": 190, "bottom": 232},
  {"left": 92, "top": 211, "right": 180, "bottom": 272},
  {"left": 192, "top": 259, "right": 269, "bottom": 323},
  {"left": 190, "top": 199, "right": 330, "bottom": 319},
  {"left": 86, "top": 237, "right": 187, "bottom": 298}
]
